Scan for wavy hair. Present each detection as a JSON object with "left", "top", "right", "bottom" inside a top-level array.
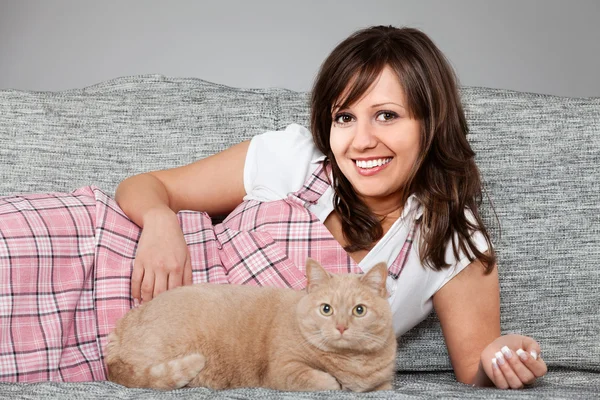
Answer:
[{"left": 310, "top": 26, "right": 495, "bottom": 272}]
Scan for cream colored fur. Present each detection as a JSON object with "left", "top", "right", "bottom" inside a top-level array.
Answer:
[{"left": 105, "top": 259, "right": 397, "bottom": 392}]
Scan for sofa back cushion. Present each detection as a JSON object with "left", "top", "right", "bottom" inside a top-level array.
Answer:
[
  {"left": 1, "top": 76, "right": 598, "bottom": 371},
  {"left": 0, "top": 77, "right": 278, "bottom": 195}
]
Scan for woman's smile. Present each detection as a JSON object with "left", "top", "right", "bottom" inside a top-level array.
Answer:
[{"left": 353, "top": 157, "right": 393, "bottom": 176}]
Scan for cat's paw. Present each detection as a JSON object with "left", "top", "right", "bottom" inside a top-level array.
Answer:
[
  {"left": 308, "top": 371, "right": 342, "bottom": 391},
  {"left": 170, "top": 353, "right": 206, "bottom": 389},
  {"left": 149, "top": 353, "right": 206, "bottom": 389}
]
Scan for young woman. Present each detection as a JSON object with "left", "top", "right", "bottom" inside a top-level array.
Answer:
[{"left": 0, "top": 26, "right": 547, "bottom": 389}]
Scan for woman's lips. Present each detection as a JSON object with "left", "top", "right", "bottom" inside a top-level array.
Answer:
[{"left": 353, "top": 157, "right": 392, "bottom": 176}]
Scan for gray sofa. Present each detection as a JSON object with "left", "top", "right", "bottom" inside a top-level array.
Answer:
[{"left": 0, "top": 76, "right": 598, "bottom": 399}]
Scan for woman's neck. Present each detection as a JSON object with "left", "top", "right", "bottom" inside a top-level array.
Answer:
[{"left": 360, "top": 194, "right": 405, "bottom": 222}]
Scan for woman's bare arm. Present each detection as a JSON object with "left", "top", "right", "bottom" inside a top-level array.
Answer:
[
  {"left": 432, "top": 258, "right": 501, "bottom": 386},
  {"left": 115, "top": 140, "right": 250, "bottom": 224},
  {"left": 114, "top": 140, "right": 250, "bottom": 302}
]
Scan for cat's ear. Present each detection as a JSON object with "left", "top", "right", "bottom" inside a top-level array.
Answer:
[
  {"left": 305, "top": 258, "right": 331, "bottom": 293},
  {"left": 360, "top": 262, "right": 388, "bottom": 298}
]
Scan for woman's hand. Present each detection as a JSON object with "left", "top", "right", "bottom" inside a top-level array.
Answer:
[
  {"left": 131, "top": 207, "right": 192, "bottom": 304},
  {"left": 481, "top": 334, "right": 547, "bottom": 389}
]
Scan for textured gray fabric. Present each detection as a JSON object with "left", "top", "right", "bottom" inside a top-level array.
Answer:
[
  {"left": 462, "top": 88, "right": 600, "bottom": 371},
  {"left": 0, "top": 75, "right": 599, "bottom": 395},
  {"left": 0, "top": 76, "right": 280, "bottom": 196},
  {"left": 0, "top": 369, "right": 597, "bottom": 399}
]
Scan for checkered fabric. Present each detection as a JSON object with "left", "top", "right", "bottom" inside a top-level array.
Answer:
[
  {"left": 0, "top": 187, "right": 119, "bottom": 382},
  {"left": 0, "top": 162, "right": 417, "bottom": 383}
]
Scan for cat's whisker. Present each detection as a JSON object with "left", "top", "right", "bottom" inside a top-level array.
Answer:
[
  {"left": 303, "top": 329, "right": 337, "bottom": 352},
  {"left": 298, "top": 330, "right": 327, "bottom": 350},
  {"left": 359, "top": 331, "right": 385, "bottom": 341},
  {"left": 357, "top": 331, "right": 384, "bottom": 342},
  {"left": 298, "top": 335, "right": 317, "bottom": 348},
  {"left": 314, "top": 335, "right": 331, "bottom": 351},
  {"left": 354, "top": 332, "right": 387, "bottom": 349}
]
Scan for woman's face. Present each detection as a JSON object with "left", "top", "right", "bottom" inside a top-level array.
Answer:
[{"left": 329, "top": 65, "right": 421, "bottom": 211}]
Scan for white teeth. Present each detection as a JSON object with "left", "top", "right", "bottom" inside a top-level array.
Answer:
[{"left": 355, "top": 158, "right": 391, "bottom": 169}]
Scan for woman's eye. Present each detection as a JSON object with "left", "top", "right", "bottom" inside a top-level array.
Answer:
[
  {"left": 376, "top": 112, "right": 397, "bottom": 122},
  {"left": 352, "top": 304, "right": 367, "bottom": 317},
  {"left": 333, "top": 114, "right": 353, "bottom": 124},
  {"left": 320, "top": 303, "right": 333, "bottom": 316}
]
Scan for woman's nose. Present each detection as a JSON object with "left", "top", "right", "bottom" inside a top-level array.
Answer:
[{"left": 351, "top": 120, "right": 377, "bottom": 150}]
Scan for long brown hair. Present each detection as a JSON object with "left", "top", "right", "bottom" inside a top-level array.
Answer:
[{"left": 310, "top": 26, "right": 495, "bottom": 272}]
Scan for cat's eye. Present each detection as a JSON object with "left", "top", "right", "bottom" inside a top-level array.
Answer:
[
  {"left": 320, "top": 303, "right": 333, "bottom": 316},
  {"left": 352, "top": 304, "right": 367, "bottom": 317}
]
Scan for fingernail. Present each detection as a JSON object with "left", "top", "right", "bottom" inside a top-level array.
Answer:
[
  {"left": 495, "top": 351, "right": 506, "bottom": 365},
  {"left": 501, "top": 346, "right": 513, "bottom": 360},
  {"left": 133, "top": 298, "right": 140, "bottom": 308},
  {"left": 516, "top": 348, "right": 528, "bottom": 361},
  {"left": 492, "top": 358, "right": 499, "bottom": 369},
  {"left": 530, "top": 350, "right": 538, "bottom": 360}
]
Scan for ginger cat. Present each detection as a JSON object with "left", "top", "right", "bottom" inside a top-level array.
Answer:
[{"left": 105, "top": 259, "right": 396, "bottom": 392}]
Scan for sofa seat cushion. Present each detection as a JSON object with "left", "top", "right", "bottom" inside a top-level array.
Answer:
[{"left": 0, "top": 369, "right": 597, "bottom": 399}]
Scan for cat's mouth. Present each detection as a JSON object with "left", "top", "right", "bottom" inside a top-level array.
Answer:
[
  {"left": 330, "top": 332, "right": 357, "bottom": 349},
  {"left": 306, "top": 330, "right": 355, "bottom": 351}
]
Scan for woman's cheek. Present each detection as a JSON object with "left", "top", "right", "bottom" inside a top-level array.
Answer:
[{"left": 328, "top": 128, "right": 345, "bottom": 159}]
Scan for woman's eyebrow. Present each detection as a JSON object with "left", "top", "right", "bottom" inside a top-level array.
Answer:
[{"left": 370, "top": 102, "right": 405, "bottom": 110}]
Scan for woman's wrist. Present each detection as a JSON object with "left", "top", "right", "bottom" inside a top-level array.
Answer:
[
  {"left": 116, "top": 173, "right": 175, "bottom": 227},
  {"left": 472, "top": 360, "right": 494, "bottom": 387},
  {"left": 141, "top": 205, "right": 178, "bottom": 227}
]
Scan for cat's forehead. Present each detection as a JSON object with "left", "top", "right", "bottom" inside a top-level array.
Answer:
[
  {"left": 314, "top": 274, "right": 372, "bottom": 301},
  {"left": 332, "top": 273, "right": 367, "bottom": 287}
]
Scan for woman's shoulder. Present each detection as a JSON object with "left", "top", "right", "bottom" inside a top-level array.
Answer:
[
  {"left": 414, "top": 204, "right": 491, "bottom": 292},
  {"left": 244, "top": 124, "right": 326, "bottom": 201},
  {"left": 249, "top": 124, "right": 317, "bottom": 154}
]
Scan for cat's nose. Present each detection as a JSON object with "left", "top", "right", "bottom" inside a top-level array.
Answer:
[{"left": 336, "top": 324, "right": 347, "bottom": 335}]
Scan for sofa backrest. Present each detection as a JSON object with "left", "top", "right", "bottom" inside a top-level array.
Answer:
[{"left": 1, "top": 75, "right": 599, "bottom": 371}]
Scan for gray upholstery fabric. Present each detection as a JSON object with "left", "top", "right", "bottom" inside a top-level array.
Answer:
[
  {"left": 0, "top": 76, "right": 278, "bottom": 196},
  {"left": 0, "top": 75, "right": 599, "bottom": 396},
  {"left": 461, "top": 88, "right": 600, "bottom": 372},
  {"left": 1, "top": 370, "right": 598, "bottom": 399}
]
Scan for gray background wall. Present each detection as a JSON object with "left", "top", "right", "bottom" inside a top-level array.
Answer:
[{"left": 0, "top": 0, "right": 598, "bottom": 97}]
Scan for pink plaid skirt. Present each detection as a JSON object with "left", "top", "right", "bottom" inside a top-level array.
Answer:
[{"left": 0, "top": 163, "right": 415, "bottom": 382}]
